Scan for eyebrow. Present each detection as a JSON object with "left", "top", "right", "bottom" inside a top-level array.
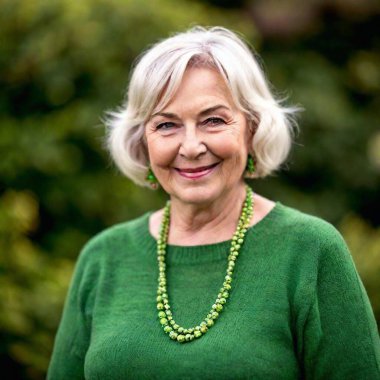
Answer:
[{"left": 151, "top": 105, "right": 231, "bottom": 119}]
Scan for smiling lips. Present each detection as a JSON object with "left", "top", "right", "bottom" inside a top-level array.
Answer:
[{"left": 175, "top": 162, "right": 219, "bottom": 179}]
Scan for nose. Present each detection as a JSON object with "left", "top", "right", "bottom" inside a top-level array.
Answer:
[{"left": 178, "top": 125, "right": 207, "bottom": 159}]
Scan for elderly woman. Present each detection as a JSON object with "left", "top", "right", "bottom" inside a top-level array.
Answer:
[{"left": 48, "top": 27, "right": 380, "bottom": 379}]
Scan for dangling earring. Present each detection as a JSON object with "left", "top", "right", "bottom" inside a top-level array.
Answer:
[
  {"left": 245, "top": 154, "right": 255, "bottom": 176},
  {"left": 146, "top": 167, "right": 159, "bottom": 189}
]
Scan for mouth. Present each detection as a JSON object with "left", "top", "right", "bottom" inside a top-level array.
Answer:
[{"left": 174, "top": 162, "right": 220, "bottom": 179}]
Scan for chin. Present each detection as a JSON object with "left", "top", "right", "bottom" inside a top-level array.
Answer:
[{"left": 170, "top": 183, "right": 226, "bottom": 206}]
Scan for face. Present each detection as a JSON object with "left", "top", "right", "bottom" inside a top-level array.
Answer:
[{"left": 144, "top": 67, "right": 252, "bottom": 206}]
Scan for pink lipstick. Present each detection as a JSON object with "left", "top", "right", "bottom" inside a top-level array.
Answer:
[{"left": 175, "top": 163, "right": 219, "bottom": 179}]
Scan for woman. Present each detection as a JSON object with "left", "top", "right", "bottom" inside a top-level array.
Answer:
[{"left": 48, "top": 26, "right": 380, "bottom": 379}]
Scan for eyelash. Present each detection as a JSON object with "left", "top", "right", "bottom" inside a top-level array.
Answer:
[
  {"left": 155, "top": 117, "right": 226, "bottom": 131},
  {"left": 156, "top": 122, "right": 176, "bottom": 130},
  {"left": 203, "top": 117, "right": 226, "bottom": 126}
]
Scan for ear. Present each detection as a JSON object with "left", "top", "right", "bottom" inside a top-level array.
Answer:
[
  {"left": 250, "top": 111, "right": 260, "bottom": 134},
  {"left": 248, "top": 122, "right": 255, "bottom": 138},
  {"left": 245, "top": 119, "right": 256, "bottom": 146},
  {"left": 140, "top": 127, "right": 150, "bottom": 163}
]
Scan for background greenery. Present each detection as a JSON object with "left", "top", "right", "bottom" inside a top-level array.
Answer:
[{"left": 1, "top": 0, "right": 379, "bottom": 378}]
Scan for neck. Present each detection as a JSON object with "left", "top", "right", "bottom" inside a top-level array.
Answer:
[{"left": 168, "top": 183, "right": 247, "bottom": 245}]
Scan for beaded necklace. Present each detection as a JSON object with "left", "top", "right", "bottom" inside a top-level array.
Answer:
[{"left": 156, "top": 185, "right": 254, "bottom": 343}]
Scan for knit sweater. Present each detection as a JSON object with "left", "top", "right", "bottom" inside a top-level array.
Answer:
[{"left": 47, "top": 202, "right": 380, "bottom": 380}]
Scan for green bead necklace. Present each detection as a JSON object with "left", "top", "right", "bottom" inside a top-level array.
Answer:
[{"left": 156, "top": 185, "right": 254, "bottom": 343}]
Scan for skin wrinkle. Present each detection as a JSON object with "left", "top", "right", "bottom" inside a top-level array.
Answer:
[{"left": 145, "top": 67, "right": 275, "bottom": 246}]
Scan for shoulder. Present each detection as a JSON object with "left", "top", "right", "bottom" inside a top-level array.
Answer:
[
  {"left": 272, "top": 202, "right": 351, "bottom": 265},
  {"left": 77, "top": 212, "right": 152, "bottom": 265},
  {"left": 63, "top": 212, "right": 153, "bottom": 304},
  {"left": 275, "top": 202, "right": 346, "bottom": 243},
  {"left": 252, "top": 193, "right": 345, "bottom": 249}
]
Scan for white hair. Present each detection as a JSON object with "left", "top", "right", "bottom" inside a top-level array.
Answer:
[{"left": 105, "top": 26, "right": 299, "bottom": 187}]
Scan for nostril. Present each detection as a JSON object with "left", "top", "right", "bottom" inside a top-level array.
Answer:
[{"left": 179, "top": 137, "right": 207, "bottom": 158}]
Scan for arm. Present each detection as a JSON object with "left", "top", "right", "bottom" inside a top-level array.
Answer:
[
  {"left": 47, "top": 240, "right": 100, "bottom": 380},
  {"left": 299, "top": 225, "right": 380, "bottom": 379}
]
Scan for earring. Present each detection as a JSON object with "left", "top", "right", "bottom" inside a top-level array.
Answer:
[
  {"left": 245, "top": 154, "right": 255, "bottom": 176},
  {"left": 146, "top": 167, "right": 159, "bottom": 189}
]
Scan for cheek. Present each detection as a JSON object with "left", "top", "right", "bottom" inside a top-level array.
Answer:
[
  {"left": 210, "top": 133, "right": 247, "bottom": 160},
  {"left": 147, "top": 137, "right": 179, "bottom": 168}
]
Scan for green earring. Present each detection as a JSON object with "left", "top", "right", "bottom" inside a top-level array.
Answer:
[
  {"left": 146, "top": 167, "right": 159, "bottom": 189},
  {"left": 246, "top": 154, "right": 255, "bottom": 176}
]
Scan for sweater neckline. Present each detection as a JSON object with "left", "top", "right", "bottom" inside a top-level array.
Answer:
[{"left": 141, "top": 201, "right": 283, "bottom": 265}]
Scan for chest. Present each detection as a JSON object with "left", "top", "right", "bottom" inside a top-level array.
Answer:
[{"left": 84, "top": 250, "right": 300, "bottom": 379}]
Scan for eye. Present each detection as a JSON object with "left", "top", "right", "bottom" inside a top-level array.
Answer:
[
  {"left": 204, "top": 117, "right": 226, "bottom": 126},
  {"left": 156, "top": 122, "right": 176, "bottom": 130}
]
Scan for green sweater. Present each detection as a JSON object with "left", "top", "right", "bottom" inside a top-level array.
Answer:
[{"left": 48, "top": 202, "right": 380, "bottom": 379}]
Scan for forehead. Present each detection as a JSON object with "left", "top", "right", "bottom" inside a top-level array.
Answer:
[{"left": 160, "top": 67, "right": 236, "bottom": 112}]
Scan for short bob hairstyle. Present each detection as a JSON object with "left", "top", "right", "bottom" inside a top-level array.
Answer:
[{"left": 106, "top": 26, "right": 298, "bottom": 187}]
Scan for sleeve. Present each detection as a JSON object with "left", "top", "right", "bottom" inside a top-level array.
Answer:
[
  {"left": 299, "top": 224, "right": 380, "bottom": 380},
  {"left": 47, "top": 239, "right": 101, "bottom": 380}
]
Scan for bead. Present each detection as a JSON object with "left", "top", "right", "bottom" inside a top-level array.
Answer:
[
  {"left": 160, "top": 318, "right": 168, "bottom": 325},
  {"left": 211, "top": 311, "right": 219, "bottom": 319},
  {"left": 156, "top": 185, "right": 254, "bottom": 343}
]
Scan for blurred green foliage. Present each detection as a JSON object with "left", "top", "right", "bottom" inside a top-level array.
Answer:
[
  {"left": 0, "top": 190, "right": 73, "bottom": 378},
  {"left": 0, "top": 0, "right": 379, "bottom": 378}
]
